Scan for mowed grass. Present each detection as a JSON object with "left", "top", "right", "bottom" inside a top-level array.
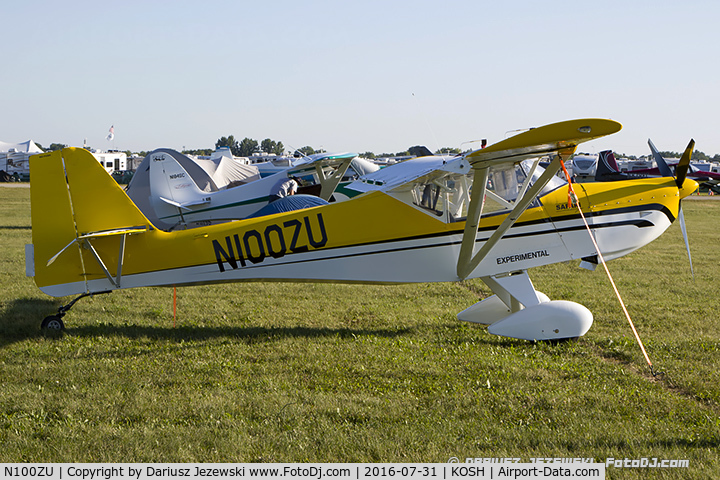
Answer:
[{"left": 1, "top": 186, "right": 718, "bottom": 477}]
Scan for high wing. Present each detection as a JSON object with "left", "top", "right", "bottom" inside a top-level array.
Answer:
[
  {"left": 466, "top": 119, "right": 622, "bottom": 166},
  {"left": 288, "top": 152, "right": 358, "bottom": 201},
  {"left": 457, "top": 118, "right": 622, "bottom": 279}
]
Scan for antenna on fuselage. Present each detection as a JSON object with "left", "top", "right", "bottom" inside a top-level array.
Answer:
[{"left": 460, "top": 139, "right": 487, "bottom": 151}]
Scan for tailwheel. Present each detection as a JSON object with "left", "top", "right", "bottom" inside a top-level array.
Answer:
[
  {"left": 41, "top": 315, "right": 65, "bottom": 331},
  {"left": 39, "top": 291, "right": 111, "bottom": 331}
]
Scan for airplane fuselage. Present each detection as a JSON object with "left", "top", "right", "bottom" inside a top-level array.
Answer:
[{"left": 33, "top": 156, "right": 692, "bottom": 298}]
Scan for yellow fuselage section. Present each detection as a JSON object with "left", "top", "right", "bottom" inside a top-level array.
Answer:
[{"left": 29, "top": 148, "right": 694, "bottom": 297}]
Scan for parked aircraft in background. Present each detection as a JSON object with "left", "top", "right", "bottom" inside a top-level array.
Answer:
[
  {"left": 596, "top": 140, "right": 718, "bottom": 194},
  {"left": 126, "top": 149, "right": 360, "bottom": 230}
]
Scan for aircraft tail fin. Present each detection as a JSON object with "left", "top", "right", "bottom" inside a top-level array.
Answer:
[
  {"left": 594, "top": 150, "right": 621, "bottom": 181},
  {"left": 29, "top": 148, "right": 153, "bottom": 296},
  {"left": 148, "top": 151, "right": 211, "bottom": 223}
]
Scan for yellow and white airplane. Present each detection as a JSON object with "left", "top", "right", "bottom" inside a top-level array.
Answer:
[{"left": 25, "top": 118, "right": 697, "bottom": 340}]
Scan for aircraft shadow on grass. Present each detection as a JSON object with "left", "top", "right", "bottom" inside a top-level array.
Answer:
[
  {"left": 67, "top": 323, "right": 413, "bottom": 344},
  {"left": 0, "top": 297, "right": 61, "bottom": 347},
  {"left": 0, "top": 298, "right": 413, "bottom": 348},
  {"left": 0, "top": 298, "right": 569, "bottom": 351}
]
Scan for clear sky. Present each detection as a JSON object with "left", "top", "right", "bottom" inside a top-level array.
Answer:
[{"left": 3, "top": 0, "right": 719, "bottom": 157}]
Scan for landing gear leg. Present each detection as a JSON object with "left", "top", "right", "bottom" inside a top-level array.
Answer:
[{"left": 40, "top": 291, "right": 111, "bottom": 331}]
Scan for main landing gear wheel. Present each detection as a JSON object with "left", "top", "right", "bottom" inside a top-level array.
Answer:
[{"left": 41, "top": 315, "right": 65, "bottom": 331}]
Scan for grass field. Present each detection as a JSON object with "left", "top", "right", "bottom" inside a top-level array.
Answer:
[{"left": 0, "top": 185, "right": 718, "bottom": 478}]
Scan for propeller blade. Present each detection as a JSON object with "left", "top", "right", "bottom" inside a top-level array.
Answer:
[
  {"left": 648, "top": 139, "right": 674, "bottom": 177},
  {"left": 674, "top": 139, "right": 695, "bottom": 188},
  {"left": 678, "top": 205, "right": 694, "bottom": 279}
]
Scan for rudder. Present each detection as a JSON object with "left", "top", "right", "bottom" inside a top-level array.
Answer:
[
  {"left": 148, "top": 151, "right": 210, "bottom": 226},
  {"left": 594, "top": 150, "right": 622, "bottom": 181},
  {"left": 29, "top": 148, "right": 152, "bottom": 296}
]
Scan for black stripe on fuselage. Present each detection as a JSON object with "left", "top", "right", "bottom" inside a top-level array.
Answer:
[
  {"left": 208, "top": 204, "right": 666, "bottom": 272},
  {"left": 312, "top": 202, "right": 671, "bottom": 258}
]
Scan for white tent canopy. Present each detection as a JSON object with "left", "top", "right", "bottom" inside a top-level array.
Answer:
[
  {"left": 1, "top": 140, "right": 42, "bottom": 177},
  {"left": 193, "top": 148, "right": 261, "bottom": 188},
  {"left": 0, "top": 140, "right": 43, "bottom": 153}
]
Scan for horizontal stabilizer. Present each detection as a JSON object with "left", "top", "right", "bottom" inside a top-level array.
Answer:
[
  {"left": 159, "top": 196, "right": 211, "bottom": 210},
  {"left": 46, "top": 226, "right": 149, "bottom": 266}
]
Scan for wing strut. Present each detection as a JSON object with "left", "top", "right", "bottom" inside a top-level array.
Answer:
[
  {"left": 83, "top": 239, "right": 118, "bottom": 287},
  {"left": 46, "top": 227, "right": 146, "bottom": 289},
  {"left": 456, "top": 155, "right": 566, "bottom": 279},
  {"left": 82, "top": 231, "right": 134, "bottom": 288},
  {"left": 315, "top": 157, "right": 354, "bottom": 201},
  {"left": 457, "top": 166, "right": 489, "bottom": 278}
]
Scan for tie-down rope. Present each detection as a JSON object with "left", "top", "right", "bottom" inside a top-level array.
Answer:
[{"left": 559, "top": 161, "right": 658, "bottom": 376}]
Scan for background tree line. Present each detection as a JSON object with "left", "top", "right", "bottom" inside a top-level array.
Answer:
[
  {"left": 612, "top": 150, "right": 720, "bottom": 161},
  {"left": 34, "top": 139, "right": 720, "bottom": 163},
  {"left": 209, "top": 135, "right": 285, "bottom": 157}
]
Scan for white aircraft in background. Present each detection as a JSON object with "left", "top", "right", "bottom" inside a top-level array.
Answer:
[{"left": 126, "top": 149, "right": 362, "bottom": 230}]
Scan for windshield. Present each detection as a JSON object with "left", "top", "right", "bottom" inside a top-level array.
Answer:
[{"left": 522, "top": 159, "right": 567, "bottom": 196}]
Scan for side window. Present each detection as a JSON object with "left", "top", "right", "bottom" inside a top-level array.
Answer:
[
  {"left": 410, "top": 173, "right": 473, "bottom": 222},
  {"left": 483, "top": 163, "right": 528, "bottom": 214},
  {"left": 484, "top": 159, "right": 564, "bottom": 213},
  {"left": 403, "top": 158, "right": 566, "bottom": 223},
  {"left": 488, "top": 165, "right": 521, "bottom": 203}
]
